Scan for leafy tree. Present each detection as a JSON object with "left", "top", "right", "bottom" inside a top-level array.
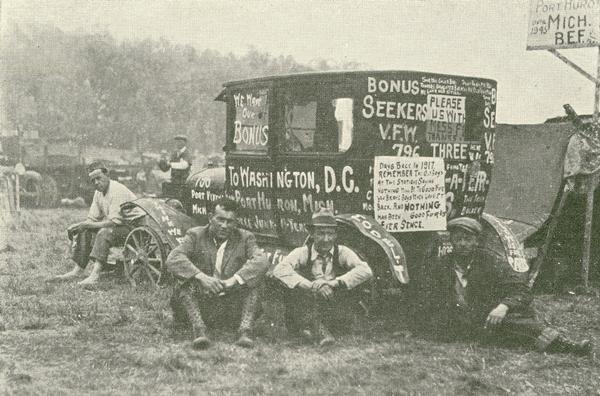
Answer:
[{"left": 1, "top": 22, "right": 354, "bottom": 159}]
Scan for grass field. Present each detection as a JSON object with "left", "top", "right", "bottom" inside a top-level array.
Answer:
[{"left": 1, "top": 209, "right": 599, "bottom": 395}]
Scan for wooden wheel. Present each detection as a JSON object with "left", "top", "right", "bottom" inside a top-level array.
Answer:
[
  {"left": 40, "top": 175, "right": 59, "bottom": 208},
  {"left": 123, "top": 226, "right": 167, "bottom": 287},
  {"left": 20, "top": 177, "right": 43, "bottom": 208}
]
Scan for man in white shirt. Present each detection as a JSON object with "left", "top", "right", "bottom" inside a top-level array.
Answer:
[
  {"left": 167, "top": 198, "right": 269, "bottom": 350},
  {"left": 273, "top": 208, "right": 373, "bottom": 346},
  {"left": 52, "top": 162, "right": 143, "bottom": 285}
]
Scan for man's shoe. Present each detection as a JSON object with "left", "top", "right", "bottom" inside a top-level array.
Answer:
[
  {"left": 299, "top": 329, "right": 314, "bottom": 343},
  {"left": 547, "top": 334, "right": 593, "bottom": 356},
  {"left": 319, "top": 334, "right": 335, "bottom": 347},
  {"left": 570, "top": 339, "right": 593, "bottom": 356},
  {"left": 192, "top": 335, "right": 210, "bottom": 350},
  {"left": 315, "top": 321, "right": 335, "bottom": 347},
  {"left": 235, "top": 331, "right": 255, "bottom": 348},
  {"left": 191, "top": 325, "right": 210, "bottom": 350}
]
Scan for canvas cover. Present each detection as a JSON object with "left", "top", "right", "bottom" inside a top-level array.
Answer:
[
  {"left": 484, "top": 122, "right": 573, "bottom": 240},
  {"left": 563, "top": 121, "right": 600, "bottom": 179}
]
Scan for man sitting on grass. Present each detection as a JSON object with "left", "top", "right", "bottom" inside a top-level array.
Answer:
[
  {"left": 421, "top": 216, "right": 592, "bottom": 356},
  {"left": 273, "top": 208, "right": 373, "bottom": 347},
  {"left": 167, "top": 198, "right": 269, "bottom": 349},
  {"left": 51, "top": 161, "right": 143, "bottom": 285}
]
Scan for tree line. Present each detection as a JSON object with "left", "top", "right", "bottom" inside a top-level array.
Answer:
[{"left": 1, "top": 23, "right": 359, "bottom": 156}]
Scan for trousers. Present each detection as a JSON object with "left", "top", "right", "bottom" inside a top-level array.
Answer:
[
  {"left": 70, "top": 226, "right": 130, "bottom": 268},
  {"left": 445, "top": 307, "right": 558, "bottom": 350},
  {"left": 283, "top": 288, "right": 360, "bottom": 334},
  {"left": 170, "top": 280, "right": 260, "bottom": 332}
]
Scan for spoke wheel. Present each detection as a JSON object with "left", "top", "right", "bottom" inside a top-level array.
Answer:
[
  {"left": 123, "top": 226, "right": 167, "bottom": 287},
  {"left": 40, "top": 175, "right": 59, "bottom": 208},
  {"left": 21, "top": 178, "right": 42, "bottom": 208}
]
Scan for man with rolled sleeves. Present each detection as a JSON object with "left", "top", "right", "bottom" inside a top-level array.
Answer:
[
  {"left": 52, "top": 161, "right": 143, "bottom": 285},
  {"left": 422, "top": 216, "right": 592, "bottom": 355},
  {"left": 167, "top": 198, "right": 269, "bottom": 349},
  {"left": 273, "top": 208, "right": 373, "bottom": 347}
]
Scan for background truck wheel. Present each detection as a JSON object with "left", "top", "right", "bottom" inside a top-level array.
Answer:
[
  {"left": 40, "top": 174, "right": 59, "bottom": 208},
  {"left": 20, "top": 176, "right": 43, "bottom": 208}
]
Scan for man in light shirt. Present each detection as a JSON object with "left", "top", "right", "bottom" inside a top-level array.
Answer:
[
  {"left": 273, "top": 208, "right": 373, "bottom": 347},
  {"left": 52, "top": 161, "right": 143, "bottom": 285},
  {"left": 167, "top": 198, "right": 269, "bottom": 350}
]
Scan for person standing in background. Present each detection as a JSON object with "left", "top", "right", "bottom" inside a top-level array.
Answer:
[{"left": 169, "top": 135, "right": 192, "bottom": 185}]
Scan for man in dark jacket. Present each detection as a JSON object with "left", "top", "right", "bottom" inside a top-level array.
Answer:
[
  {"left": 169, "top": 135, "right": 192, "bottom": 185},
  {"left": 422, "top": 217, "right": 591, "bottom": 355},
  {"left": 167, "top": 198, "right": 269, "bottom": 350}
]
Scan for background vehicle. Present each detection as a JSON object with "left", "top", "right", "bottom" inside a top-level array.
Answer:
[{"left": 0, "top": 135, "right": 145, "bottom": 207}]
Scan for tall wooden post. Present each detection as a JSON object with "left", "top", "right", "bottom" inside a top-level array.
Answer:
[
  {"left": 0, "top": 175, "right": 15, "bottom": 252},
  {"left": 582, "top": 177, "right": 595, "bottom": 288},
  {"left": 581, "top": 47, "right": 600, "bottom": 288}
]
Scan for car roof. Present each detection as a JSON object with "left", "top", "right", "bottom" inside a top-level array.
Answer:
[{"left": 221, "top": 70, "right": 497, "bottom": 88}]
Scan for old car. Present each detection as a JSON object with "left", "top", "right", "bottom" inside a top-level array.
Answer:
[{"left": 123, "top": 71, "right": 525, "bottom": 305}]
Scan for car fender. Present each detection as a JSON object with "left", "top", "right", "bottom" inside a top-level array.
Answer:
[
  {"left": 481, "top": 212, "right": 529, "bottom": 273},
  {"left": 335, "top": 213, "right": 409, "bottom": 284},
  {"left": 21, "top": 170, "right": 42, "bottom": 182}
]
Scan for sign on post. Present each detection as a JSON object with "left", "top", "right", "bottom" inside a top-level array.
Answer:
[
  {"left": 527, "top": 0, "right": 600, "bottom": 50},
  {"left": 373, "top": 156, "right": 446, "bottom": 233}
]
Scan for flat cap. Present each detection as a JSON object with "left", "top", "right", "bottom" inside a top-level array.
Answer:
[
  {"left": 174, "top": 134, "right": 188, "bottom": 142},
  {"left": 309, "top": 208, "right": 337, "bottom": 228},
  {"left": 447, "top": 217, "right": 483, "bottom": 235}
]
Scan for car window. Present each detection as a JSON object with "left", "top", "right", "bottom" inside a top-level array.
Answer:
[
  {"left": 334, "top": 98, "right": 353, "bottom": 152},
  {"left": 279, "top": 88, "right": 353, "bottom": 153}
]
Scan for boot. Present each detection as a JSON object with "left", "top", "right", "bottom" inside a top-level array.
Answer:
[
  {"left": 52, "top": 264, "right": 84, "bottom": 281},
  {"left": 78, "top": 261, "right": 103, "bottom": 285},
  {"left": 179, "top": 292, "right": 210, "bottom": 349},
  {"left": 235, "top": 330, "right": 254, "bottom": 348},
  {"left": 550, "top": 336, "right": 593, "bottom": 356},
  {"left": 235, "top": 289, "right": 259, "bottom": 348},
  {"left": 537, "top": 328, "right": 593, "bottom": 356},
  {"left": 314, "top": 319, "right": 335, "bottom": 347}
]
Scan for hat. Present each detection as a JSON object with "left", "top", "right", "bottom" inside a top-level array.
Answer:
[
  {"left": 174, "top": 134, "right": 188, "bottom": 142},
  {"left": 87, "top": 161, "right": 108, "bottom": 177},
  {"left": 447, "top": 217, "right": 483, "bottom": 235},
  {"left": 309, "top": 208, "right": 337, "bottom": 228}
]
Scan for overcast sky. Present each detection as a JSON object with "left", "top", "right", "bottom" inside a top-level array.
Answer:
[{"left": 3, "top": 0, "right": 599, "bottom": 124}]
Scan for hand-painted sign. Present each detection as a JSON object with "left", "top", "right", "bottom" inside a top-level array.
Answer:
[
  {"left": 232, "top": 88, "right": 269, "bottom": 151},
  {"left": 373, "top": 156, "right": 447, "bottom": 232},
  {"left": 527, "top": 0, "right": 600, "bottom": 50}
]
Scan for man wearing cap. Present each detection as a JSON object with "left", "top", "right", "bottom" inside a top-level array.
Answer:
[
  {"left": 167, "top": 198, "right": 269, "bottom": 349},
  {"left": 169, "top": 135, "right": 192, "bottom": 185},
  {"left": 420, "top": 216, "right": 592, "bottom": 355},
  {"left": 273, "top": 208, "right": 373, "bottom": 346},
  {"left": 52, "top": 162, "right": 143, "bottom": 285}
]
